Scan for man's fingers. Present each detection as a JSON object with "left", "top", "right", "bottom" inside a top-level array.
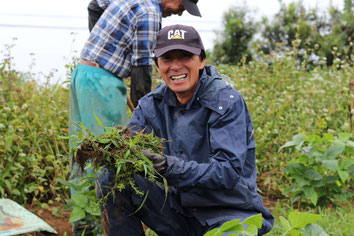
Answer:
[{"left": 142, "top": 149, "right": 153, "bottom": 157}]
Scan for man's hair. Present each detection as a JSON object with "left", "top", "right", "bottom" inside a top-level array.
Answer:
[{"left": 154, "top": 49, "right": 206, "bottom": 68}]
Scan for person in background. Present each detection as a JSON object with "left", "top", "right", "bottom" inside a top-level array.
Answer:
[
  {"left": 69, "top": 1, "right": 201, "bottom": 235},
  {"left": 86, "top": 0, "right": 201, "bottom": 107},
  {"left": 87, "top": 0, "right": 110, "bottom": 32},
  {"left": 97, "top": 24, "right": 274, "bottom": 236}
]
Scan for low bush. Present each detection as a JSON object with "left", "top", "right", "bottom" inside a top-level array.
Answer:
[{"left": 0, "top": 60, "right": 70, "bottom": 205}]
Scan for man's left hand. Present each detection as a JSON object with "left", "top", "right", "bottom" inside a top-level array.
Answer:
[{"left": 142, "top": 149, "right": 167, "bottom": 174}]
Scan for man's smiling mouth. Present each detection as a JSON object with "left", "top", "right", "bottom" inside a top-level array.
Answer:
[{"left": 171, "top": 74, "right": 187, "bottom": 81}]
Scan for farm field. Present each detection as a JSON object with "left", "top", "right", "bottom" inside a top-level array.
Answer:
[{"left": 1, "top": 47, "right": 353, "bottom": 235}]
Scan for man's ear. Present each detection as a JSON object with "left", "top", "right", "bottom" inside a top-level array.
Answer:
[
  {"left": 199, "top": 58, "right": 206, "bottom": 69},
  {"left": 155, "top": 64, "right": 161, "bottom": 74}
]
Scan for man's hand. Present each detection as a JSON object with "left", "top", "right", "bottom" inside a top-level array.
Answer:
[{"left": 142, "top": 149, "right": 167, "bottom": 174}]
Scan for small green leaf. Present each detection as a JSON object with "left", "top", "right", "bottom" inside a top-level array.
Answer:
[
  {"left": 304, "top": 223, "right": 329, "bottom": 236},
  {"left": 279, "top": 216, "right": 291, "bottom": 231},
  {"left": 288, "top": 211, "right": 322, "bottom": 229},
  {"left": 304, "top": 169, "right": 322, "bottom": 181},
  {"left": 112, "top": 139, "right": 119, "bottom": 148},
  {"left": 338, "top": 133, "right": 350, "bottom": 142},
  {"left": 340, "top": 159, "right": 354, "bottom": 169},
  {"left": 337, "top": 170, "right": 349, "bottom": 183},
  {"left": 242, "top": 213, "right": 262, "bottom": 228},
  {"left": 279, "top": 140, "right": 297, "bottom": 151},
  {"left": 85, "top": 202, "right": 101, "bottom": 216},
  {"left": 132, "top": 190, "right": 149, "bottom": 214},
  {"left": 218, "top": 219, "right": 242, "bottom": 233},
  {"left": 284, "top": 163, "right": 306, "bottom": 175},
  {"left": 323, "top": 133, "right": 334, "bottom": 141},
  {"left": 321, "top": 160, "right": 338, "bottom": 171},
  {"left": 244, "top": 224, "right": 258, "bottom": 235},
  {"left": 346, "top": 140, "right": 354, "bottom": 148},
  {"left": 124, "top": 149, "right": 131, "bottom": 159},
  {"left": 324, "top": 145, "right": 345, "bottom": 159},
  {"left": 69, "top": 207, "right": 86, "bottom": 222},
  {"left": 303, "top": 186, "right": 318, "bottom": 205},
  {"left": 279, "top": 134, "right": 306, "bottom": 151},
  {"left": 55, "top": 178, "right": 76, "bottom": 188},
  {"left": 93, "top": 111, "right": 105, "bottom": 129},
  {"left": 12, "top": 189, "right": 21, "bottom": 196},
  {"left": 71, "top": 193, "right": 89, "bottom": 208},
  {"left": 99, "top": 139, "right": 111, "bottom": 144},
  {"left": 294, "top": 176, "right": 310, "bottom": 187},
  {"left": 288, "top": 228, "right": 301, "bottom": 236}
]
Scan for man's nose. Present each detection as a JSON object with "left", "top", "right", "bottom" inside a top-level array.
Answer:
[{"left": 171, "top": 58, "right": 182, "bottom": 70}]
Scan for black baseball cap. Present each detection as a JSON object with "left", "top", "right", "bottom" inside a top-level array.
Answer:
[
  {"left": 154, "top": 24, "right": 205, "bottom": 57},
  {"left": 182, "top": 0, "right": 201, "bottom": 17}
]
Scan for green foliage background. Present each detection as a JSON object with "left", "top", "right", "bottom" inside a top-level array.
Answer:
[
  {"left": 0, "top": 44, "right": 352, "bottom": 206},
  {"left": 212, "top": 0, "right": 353, "bottom": 67},
  {"left": 0, "top": 63, "right": 70, "bottom": 205},
  {"left": 0, "top": 1, "right": 353, "bottom": 234}
]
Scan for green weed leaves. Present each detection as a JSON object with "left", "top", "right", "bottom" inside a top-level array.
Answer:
[
  {"left": 279, "top": 211, "right": 328, "bottom": 236},
  {"left": 204, "top": 214, "right": 263, "bottom": 236},
  {"left": 0, "top": 65, "right": 70, "bottom": 205},
  {"left": 280, "top": 132, "right": 353, "bottom": 207},
  {"left": 70, "top": 123, "right": 165, "bottom": 196}
]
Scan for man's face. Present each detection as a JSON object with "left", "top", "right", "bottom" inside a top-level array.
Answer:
[
  {"left": 161, "top": 0, "right": 185, "bottom": 17},
  {"left": 157, "top": 50, "right": 205, "bottom": 104}
]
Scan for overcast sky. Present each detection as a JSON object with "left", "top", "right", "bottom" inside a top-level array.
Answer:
[{"left": 0, "top": 0, "right": 344, "bottom": 82}]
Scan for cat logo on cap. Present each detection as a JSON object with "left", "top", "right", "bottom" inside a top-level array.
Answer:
[{"left": 168, "top": 29, "right": 187, "bottom": 40}]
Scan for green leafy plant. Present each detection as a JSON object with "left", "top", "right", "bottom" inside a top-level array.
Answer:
[
  {"left": 64, "top": 119, "right": 168, "bottom": 232},
  {"left": 279, "top": 211, "right": 328, "bottom": 236},
  {"left": 279, "top": 132, "right": 353, "bottom": 207},
  {"left": 204, "top": 214, "right": 263, "bottom": 236},
  {"left": 0, "top": 51, "right": 70, "bottom": 205},
  {"left": 56, "top": 171, "right": 102, "bottom": 235},
  {"left": 69, "top": 122, "right": 166, "bottom": 195}
]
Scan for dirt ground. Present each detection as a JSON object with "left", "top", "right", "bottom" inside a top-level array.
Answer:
[
  {"left": 18, "top": 203, "right": 73, "bottom": 236},
  {"left": 17, "top": 197, "right": 277, "bottom": 236}
]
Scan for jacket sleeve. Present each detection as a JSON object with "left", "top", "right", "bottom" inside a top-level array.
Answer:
[{"left": 164, "top": 96, "right": 256, "bottom": 190}]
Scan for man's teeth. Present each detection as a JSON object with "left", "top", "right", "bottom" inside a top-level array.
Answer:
[{"left": 171, "top": 74, "right": 187, "bottom": 81}]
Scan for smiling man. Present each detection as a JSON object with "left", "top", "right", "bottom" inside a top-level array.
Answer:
[
  {"left": 97, "top": 24, "right": 274, "bottom": 236},
  {"left": 69, "top": 1, "right": 200, "bottom": 235}
]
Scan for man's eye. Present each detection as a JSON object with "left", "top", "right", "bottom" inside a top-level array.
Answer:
[
  {"left": 181, "top": 52, "right": 193, "bottom": 58},
  {"left": 161, "top": 56, "right": 171, "bottom": 61}
]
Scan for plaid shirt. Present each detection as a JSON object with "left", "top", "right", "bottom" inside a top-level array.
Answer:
[{"left": 81, "top": 0, "right": 162, "bottom": 78}]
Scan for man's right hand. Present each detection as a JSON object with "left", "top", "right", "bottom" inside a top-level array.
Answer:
[{"left": 142, "top": 149, "right": 167, "bottom": 174}]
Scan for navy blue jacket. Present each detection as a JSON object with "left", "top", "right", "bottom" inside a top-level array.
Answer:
[{"left": 128, "top": 66, "right": 273, "bottom": 232}]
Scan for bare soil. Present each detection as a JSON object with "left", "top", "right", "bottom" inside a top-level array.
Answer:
[{"left": 18, "top": 203, "right": 72, "bottom": 236}]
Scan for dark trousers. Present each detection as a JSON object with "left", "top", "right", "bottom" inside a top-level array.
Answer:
[{"left": 96, "top": 170, "right": 216, "bottom": 236}]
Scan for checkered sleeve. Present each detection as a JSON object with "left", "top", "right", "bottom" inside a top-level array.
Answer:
[{"left": 132, "top": 12, "right": 161, "bottom": 66}]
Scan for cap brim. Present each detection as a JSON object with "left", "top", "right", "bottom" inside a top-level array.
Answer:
[
  {"left": 182, "top": 0, "right": 201, "bottom": 17},
  {"left": 154, "top": 45, "right": 201, "bottom": 57}
]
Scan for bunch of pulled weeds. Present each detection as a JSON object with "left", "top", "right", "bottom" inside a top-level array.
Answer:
[{"left": 69, "top": 123, "right": 167, "bottom": 233}]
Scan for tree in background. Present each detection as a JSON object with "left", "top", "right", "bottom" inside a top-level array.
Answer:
[
  {"left": 315, "top": 0, "right": 353, "bottom": 66},
  {"left": 255, "top": 0, "right": 353, "bottom": 67},
  {"left": 257, "top": 2, "right": 317, "bottom": 53},
  {"left": 211, "top": 0, "right": 353, "bottom": 68},
  {"left": 211, "top": 5, "right": 258, "bottom": 65}
]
